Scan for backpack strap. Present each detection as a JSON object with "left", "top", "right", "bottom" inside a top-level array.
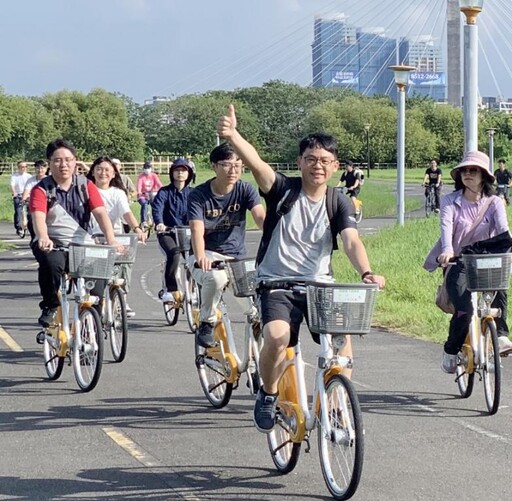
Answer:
[
  {"left": 76, "top": 175, "right": 89, "bottom": 206},
  {"left": 326, "top": 186, "right": 339, "bottom": 251},
  {"left": 38, "top": 176, "right": 58, "bottom": 207},
  {"left": 255, "top": 177, "right": 301, "bottom": 265}
]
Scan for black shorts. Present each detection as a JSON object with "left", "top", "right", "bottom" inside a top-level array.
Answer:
[
  {"left": 259, "top": 289, "right": 318, "bottom": 347},
  {"left": 347, "top": 187, "right": 360, "bottom": 198}
]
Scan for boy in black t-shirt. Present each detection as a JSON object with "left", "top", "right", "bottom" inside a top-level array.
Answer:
[
  {"left": 422, "top": 159, "right": 443, "bottom": 211},
  {"left": 187, "top": 143, "right": 265, "bottom": 348},
  {"left": 495, "top": 159, "right": 512, "bottom": 204}
]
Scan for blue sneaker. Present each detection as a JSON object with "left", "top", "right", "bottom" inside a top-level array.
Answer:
[
  {"left": 196, "top": 322, "right": 215, "bottom": 348},
  {"left": 254, "top": 388, "right": 278, "bottom": 433}
]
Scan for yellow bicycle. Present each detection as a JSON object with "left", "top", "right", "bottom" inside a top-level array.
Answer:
[
  {"left": 266, "top": 282, "right": 378, "bottom": 500},
  {"left": 37, "top": 243, "right": 116, "bottom": 392},
  {"left": 194, "top": 258, "right": 262, "bottom": 408},
  {"left": 455, "top": 253, "right": 512, "bottom": 414}
]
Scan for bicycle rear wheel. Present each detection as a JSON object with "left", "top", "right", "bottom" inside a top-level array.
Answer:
[
  {"left": 195, "top": 341, "right": 233, "bottom": 408},
  {"left": 482, "top": 320, "right": 501, "bottom": 415},
  {"left": 73, "top": 307, "right": 103, "bottom": 392},
  {"left": 456, "top": 342, "right": 475, "bottom": 398},
  {"left": 110, "top": 287, "right": 128, "bottom": 362},
  {"left": 43, "top": 333, "right": 65, "bottom": 380},
  {"left": 267, "top": 406, "right": 301, "bottom": 474},
  {"left": 318, "top": 374, "right": 364, "bottom": 501}
]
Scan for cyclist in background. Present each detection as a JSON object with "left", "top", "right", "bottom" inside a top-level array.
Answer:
[
  {"left": 495, "top": 159, "right": 512, "bottom": 205},
  {"left": 10, "top": 161, "right": 32, "bottom": 237},
  {"left": 86, "top": 156, "right": 146, "bottom": 318},
  {"left": 112, "top": 158, "right": 137, "bottom": 233},
  {"left": 337, "top": 160, "right": 362, "bottom": 216},
  {"left": 152, "top": 158, "right": 195, "bottom": 304},
  {"left": 22, "top": 160, "right": 48, "bottom": 240},
  {"left": 187, "top": 142, "right": 265, "bottom": 348},
  {"left": 423, "top": 159, "right": 443, "bottom": 213},
  {"left": 136, "top": 161, "right": 163, "bottom": 226},
  {"left": 217, "top": 104, "right": 384, "bottom": 433}
]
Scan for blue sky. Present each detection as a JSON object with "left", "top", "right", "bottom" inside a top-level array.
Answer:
[{"left": 0, "top": 0, "right": 509, "bottom": 103}]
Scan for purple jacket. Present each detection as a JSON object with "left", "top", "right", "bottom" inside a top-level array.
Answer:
[{"left": 423, "top": 191, "right": 508, "bottom": 272}]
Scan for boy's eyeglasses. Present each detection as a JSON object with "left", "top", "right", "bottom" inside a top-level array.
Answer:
[
  {"left": 303, "top": 156, "right": 336, "bottom": 168},
  {"left": 216, "top": 162, "right": 242, "bottom": 170}
]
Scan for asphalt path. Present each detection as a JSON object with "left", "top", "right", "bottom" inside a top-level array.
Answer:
[{"left": 1, "top": 199, "right": 512, "bottom": 500}]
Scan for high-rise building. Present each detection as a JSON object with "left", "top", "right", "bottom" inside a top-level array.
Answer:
[
  {"left": 312, "top": 14, "right": 359, "bottom": 89},
  {"left": 312, "top": 15, "right": 446, "bottom": 101},
  {"left": 357, "top": 29, "right": 397, "bottom": 96},
  {"left": 400, "top": 36, "right": 446, "bottom": 101}
]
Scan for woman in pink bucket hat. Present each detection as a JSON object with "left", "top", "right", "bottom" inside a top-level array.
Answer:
[{"left": 424, "top": 150, "right": 512, "bottom": 374}]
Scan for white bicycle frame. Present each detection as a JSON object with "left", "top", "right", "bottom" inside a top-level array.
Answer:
[
  {"left": 44, "top": 274, "right": 100, "bottom": 356},
  {"left": 280, "top": 333, "right": 355, "bottom": 441},
  {"left": 216, "top": 295, "right": 261, "bottom": 375},
  {"left": 468, "top": 290, "right": 500, "bottom": 367}
]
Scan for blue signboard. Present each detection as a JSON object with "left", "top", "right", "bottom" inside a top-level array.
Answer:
[{"left": 409, "top": 72, "right": 445, "bottom": 86}]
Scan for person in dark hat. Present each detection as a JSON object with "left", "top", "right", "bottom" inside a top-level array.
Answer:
[{"left": 152, "top": 158, "right": 195, "bottom": 303}]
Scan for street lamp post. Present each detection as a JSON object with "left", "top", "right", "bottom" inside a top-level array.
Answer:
[
  {"left": 389, "top": 64, "right": 415, "bottom": 226},
  {"left": 460, "top": 0, "right": 484, "bottom": 152},
  {"left": 363, "top": 123, "right": 371, "bottom": 179},
  {"left": 487, "top": 127, "right": 495, "bottom": 173}
]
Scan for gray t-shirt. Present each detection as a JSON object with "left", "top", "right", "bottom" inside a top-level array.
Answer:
[{"left": 258, "top": 190, "right": 334, "bottom": 282}]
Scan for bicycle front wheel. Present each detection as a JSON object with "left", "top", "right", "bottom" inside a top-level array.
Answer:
[
  {"left": 73, "top": 307, "right": 103, "bottom": 392},
  {"left": 110, "top": 287, "right": 128, "bottom": 362},
  {"left": 425, "top": 196, "right": 433, "bottom": 217},
  {"left": 354, "top": 207, "right": 362, "bottom": 224},
  {"left": 195, "top": 342, "right": 233, "bottom": 408},
  {"left": 163, "top": 301, "right": 180, "bottom": 326},
  {"left": 456, "top": 341, "right": 474, "bottom": 398},
  {"left": 43, "top": 333, "right": 65, "bottom": 380},
  {"left": 318, "top": 374, "right": 364, "bottom": 501},
  {"left": 185, "top": 273, "right": 200, "bottom": 333},
  {"left": 482, "top": 319, "right": 501, "bottom": 415}
]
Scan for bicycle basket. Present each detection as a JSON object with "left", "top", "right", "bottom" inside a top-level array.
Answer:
[
  {"left": 306, "top": 282, "right": 379, "bottom": 335},
  {"left": 461, "top": 253, "right": 512, "bottom": 292},
  {"left": 173, "top": 226, "right": 192, "bottom": 252},
  {"left": 68, "top": 243, "right": 117, "bottom": 279},
  {"left": 95, "top": 234, "right": 138, "bottom": 264},
  {"left": 226, "top": 258, "right": 257, "bottom": 297}
]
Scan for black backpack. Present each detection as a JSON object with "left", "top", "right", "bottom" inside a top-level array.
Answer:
[{"left": 256, "top": 176, "right": 341, "bottom": 265}]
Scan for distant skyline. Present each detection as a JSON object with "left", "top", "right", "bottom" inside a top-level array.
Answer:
[{"left": 1, "top": 0, "right": 511, "bottom": 103}]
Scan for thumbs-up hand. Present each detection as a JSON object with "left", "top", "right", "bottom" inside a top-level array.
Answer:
[{"left": 217, "top": 104, "right": 237, "bottom": 139}]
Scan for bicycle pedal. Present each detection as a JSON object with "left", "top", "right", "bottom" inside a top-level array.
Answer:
[{"left": 36, "top": 331, "right": 46, "bottom": 345}]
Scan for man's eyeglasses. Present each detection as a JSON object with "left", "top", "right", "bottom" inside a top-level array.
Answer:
[
  {"left": 303, "top": 156, "right": 336, "bottom": 168},
  {"left": 460, "top": 167, "right": 481, "bottom": 175},
  {"left": 216, "top": 161, "right": 242, "bottom": 170},
  {"left": 51, "top": 157, "right": 75, "bottom": 165}
]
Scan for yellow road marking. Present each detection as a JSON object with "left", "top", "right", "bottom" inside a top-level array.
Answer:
[
  {"left": 0, "top": 325, "right": 23, "bottom": 352},
  {"left": 102, "top": 427, "right": 201, "bottom": 500},
  {"left": 103, "top": 427, "right": 161, "bottom": 467}
]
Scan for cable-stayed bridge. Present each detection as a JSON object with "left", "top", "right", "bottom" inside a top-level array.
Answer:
[{"left": 155, "top": 0, "right": 512, "bottom": 107}]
